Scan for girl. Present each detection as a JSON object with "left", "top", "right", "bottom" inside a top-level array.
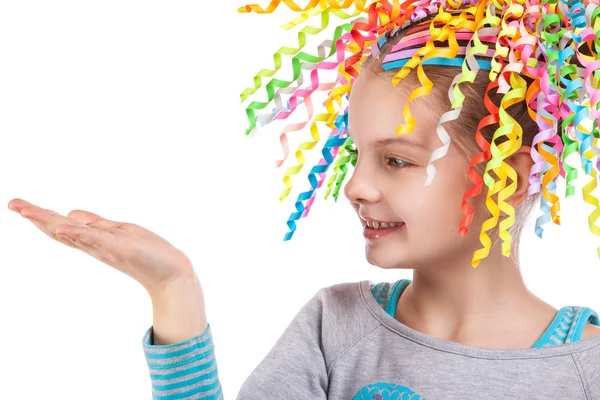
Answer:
[{"left": 9, "top": 0, "right": 600, "bottom": 398}]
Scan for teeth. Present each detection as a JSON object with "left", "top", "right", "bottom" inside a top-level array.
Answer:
[{"left": 365, "top": 220, "right": 401, "bottom": 229}]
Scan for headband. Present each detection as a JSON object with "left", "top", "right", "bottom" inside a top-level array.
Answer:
[{"left": 238, "top": 0, "right": 600, "bottom": 267}]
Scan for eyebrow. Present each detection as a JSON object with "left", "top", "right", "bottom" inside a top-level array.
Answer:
[
  {"left": 374, "top": 136, "right": 429, "bottom": 150},
  {"left": 346, "top": 127, "right": 430, "bottom": 151}
]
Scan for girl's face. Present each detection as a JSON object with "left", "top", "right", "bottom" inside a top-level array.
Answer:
[{"left": 345, "top": 68, "right": 488, "bottom": 270}]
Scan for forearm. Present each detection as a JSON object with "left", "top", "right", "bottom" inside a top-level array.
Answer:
[
  {"left": 148, "top": 273, "right": 208, "bottom": 345},
  {"left": 143, "top": 274, "right": 222, "bottom": 399}
]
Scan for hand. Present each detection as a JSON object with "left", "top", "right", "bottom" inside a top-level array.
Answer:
[
  {"left": 9, "top": 198, "right": 209, "bottom": 344},
  {"left": 8, "top": 198, "right": 195, "bottom": 297}
]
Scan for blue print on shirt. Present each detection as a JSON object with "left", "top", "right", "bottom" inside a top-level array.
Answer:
[{"left": 353, "top": 382, "right": 425, "bottom": 399}]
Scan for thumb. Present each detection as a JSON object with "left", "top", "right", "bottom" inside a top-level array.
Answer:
[
  {"left": 67, "top": 210, "right": 113, "bottom": 226},
  {"left": 67, "top": 209, "right": 173, "bottom": 246}
]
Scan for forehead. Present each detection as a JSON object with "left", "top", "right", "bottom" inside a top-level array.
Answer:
[{"left": 347, "top": 69, "right": 438, "bottom": 149}]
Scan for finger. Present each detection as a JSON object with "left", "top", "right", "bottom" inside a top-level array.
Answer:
[
  {"left": 8, "top": 199, "right": 54, "bottom": 216},
  {"left": 18, "top": 207, "right": 103, "bottom": 253},
  {"left": 55, "top": 223, "right": 125, "bottom": 255},
  {"left": 11, "top": 199, "right": 173, "bottom": 248},
  {"left": 20, "top": 206, "right": 89, "bottom": 231},
  {"left": 8, "top": 198, "right": 35, "bottom": 212},
  {"left": 12, "top": 200, "right": 141, "bottom": 264},
  {"left": 22, "top": 216, "right": 83, "bottom": 250},
  {"left": 67, "top": 210, "right": 173, "bottom": 246},
  {"left": 55, "top": 223, "right": 115, "bottom": 260}
]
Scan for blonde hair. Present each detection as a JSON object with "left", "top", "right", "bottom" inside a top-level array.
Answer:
[{"left": 364, "top": 30, "right": 551, "bottom": 265}]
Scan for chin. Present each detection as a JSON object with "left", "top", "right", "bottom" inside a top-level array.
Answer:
[{"left": 364, "top": 245, "right": 413, "bottom": 270}]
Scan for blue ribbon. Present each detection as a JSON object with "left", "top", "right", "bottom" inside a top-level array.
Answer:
[
  {"left": 382, "top": 56, "right": 493, "bottom": 71},
  {"left": 284, "top": 111, "right": 349, "bottom": 241}
]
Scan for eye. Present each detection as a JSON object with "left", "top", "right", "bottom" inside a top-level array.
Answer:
[
  {"left": 346, "top": 148, "right": 412, "bottom": 169},
  {"left": 387, "top": 157, "right": 412, "bottom": 169}
]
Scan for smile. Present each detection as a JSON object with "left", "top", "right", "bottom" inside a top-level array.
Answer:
[
  {"left": 359, "top": 215, "right": 405, "bottom": 239},
  {"left": 365, "top": 220, "right": 401, "bottom": 229}
]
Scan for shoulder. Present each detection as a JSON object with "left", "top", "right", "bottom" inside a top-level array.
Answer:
[
  {"left": 312, "top": 281, "right": 383, "bottom": 366},
  {"left": 574, "top": 306, "right": 600, "bottom": 340},
  {"left": 303, "top": 281, "right": 366, "bottom": 315},
  {"left": 319, "top": 280, "right": 370, "bottom": 312},
  {"left": 318, "top": 281, "right": 378, "bottom": 326},
  {"left": 581, "top": 322, "right": 600, "bottom": 340},
  {"left": 571, "top": 324, "right": 600, "bottom": 399}
]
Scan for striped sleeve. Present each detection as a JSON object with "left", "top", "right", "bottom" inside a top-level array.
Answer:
[{"left": 142, "top": 323, "right": 223, "bottom": 399}]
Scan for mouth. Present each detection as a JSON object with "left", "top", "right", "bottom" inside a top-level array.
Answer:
[
  {"left": 359, "top": 215, "right": 404, "bottom": 229},
  {"left": 359, "top": 215, "right": 405, "bottom": 239}
]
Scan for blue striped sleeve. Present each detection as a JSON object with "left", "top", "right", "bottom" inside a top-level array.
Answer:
[{"left": 142, "top": 323, "right": 223, "bottom": 399}]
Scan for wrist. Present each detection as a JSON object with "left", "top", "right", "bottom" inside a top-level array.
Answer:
[
  {"left": 148, "top": 271, "right": 200, "bottom": 302},
  {"left": 148, "top": 273, "right": 208, "bottom": 345}
]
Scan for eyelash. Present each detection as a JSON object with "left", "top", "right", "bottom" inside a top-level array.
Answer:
[{"left": 346, "top": 148, "right": 412, "bottom": 169}]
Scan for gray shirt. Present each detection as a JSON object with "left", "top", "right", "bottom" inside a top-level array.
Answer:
[{"left": 237, "top": 280, "right": 600, "bottom": 399}]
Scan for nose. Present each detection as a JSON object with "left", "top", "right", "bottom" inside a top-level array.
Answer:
[{"left": 344, "top": 159, "right": 382, "bottom": 205}]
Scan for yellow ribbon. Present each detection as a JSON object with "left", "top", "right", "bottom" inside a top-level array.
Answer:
[{"left": 472, "top": 71, "right": 526, "bottom": 266}]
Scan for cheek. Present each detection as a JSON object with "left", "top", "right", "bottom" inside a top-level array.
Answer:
[{"left": 399, "top": 174, "right": 471, "bottom": 228}]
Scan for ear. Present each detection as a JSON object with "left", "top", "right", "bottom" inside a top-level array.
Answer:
[{"left": 504, "top": 145, "right": 536, "bottom": 208}]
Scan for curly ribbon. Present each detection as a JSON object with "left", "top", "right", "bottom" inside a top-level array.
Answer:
[
  {"left": 516, "top": 4, "right": 546, "bottom": 196},
  {"left": 279, "top": 83, "right": 350, "bottom": 201},
  {"left": 424, "top": 8, "right": 490, "bottom": 187},
  {"left": 541, "top": 0, "right": 581, "bottom": 201},
  {"left": 283, "top": 111, "right": 348, "bottom": 240},
  {"left": 473, "top": 70, "right": 527, "bottom": 267},
  {"left": 459, "top": 79, "right": 498, "bottom": 237},
  {"left": 516, "top": 2, "right": 563, "bottom": 237},
  {"left": 273, "top": 71, "right": 335, "bottom": 168},
  {"left": 276, "top": 39, "right": 358, "bottom": 198},
  {"left": 534, "top": 143, "right": 559, "bottom": 238},
  {"left": 241, "top": 6, "right": 365, "bottom": 106},
  {"left": 243, "top": 19, "right": 352, "bottom": 135},
  {"left": 254, "top": 33, "right": 340, "bottom": 126},
  {"left": 343, "top": 1, "right": 393, "bottom": 79},
  {"left": 531, "top": 87, "right": 563, "bottom": 237},
  {"left": 494, "top": 73, "right": 527, "bottom": 259},
  {"left": 268, "top": 28, "right": 363, "bottom": 167},
  {"left": 324, "top": 140, "right": 349, "bottom": 199},
  {"left": 535, "top": 55, "right": 563, "bottom": 227},
  {"left": 240, "top": 8, "right": 331, "bottom": 103},
  {"left": 563, "top": 16, "right": 600, "bottom": 253},
  {"left": 254, "top": 18, "right": 367, "bottom": 126},
  {"left": 240, "top": 0, "right": 404, "bottom": 124},
  {"left": 278, "top": 2, "right": 391, "bottom": 200},
  {"left": 575, "top": 121, "right": 600, "bottom": 258},
  {"left": 426, "top": 70, "right": 461, "bottom": 186},
  {"left": 274, "top": 96, "right": 314, "bottom": 169},
  {"left": 577, "top": 21, "right": 600, "bottom": 256},
  {"left": 582, "top": 138, "right": 600, "bottom": 258},
  {"left": 389, "top": 18, "right": 442, "bottom": 135},
  {"left": 259, "top": 98, "right": 304, "bottom": 127},
  {"left": 238, "top": 0, "right": 369, "bottom": 14},
  {"left": 302, "top": 111, "right": 349, "bottom": 216},
  {"left": 327, "top": 145, "right": 355, "bottom": 200},
  {"left": 239, "top": 0, "right": 600, "bottom": 262},
  {"left": 333, "top": 140, "right": 359, "bottom": 199},
  {"left": 280, "top": 2, "right": 363, "bottom": 30},
  {"left": 472, "top": 162, "right": 505, "bottom": 267}
]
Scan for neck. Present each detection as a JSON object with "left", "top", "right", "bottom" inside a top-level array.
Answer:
[{"left": 398, "top": 246, "right": 557, "bottom": 348}]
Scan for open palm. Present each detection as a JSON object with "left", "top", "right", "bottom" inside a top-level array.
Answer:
[{"left": 8, "top": 198, "right": 194, "bottom": 295}]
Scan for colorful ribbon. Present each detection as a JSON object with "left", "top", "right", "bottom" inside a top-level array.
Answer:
[{"left": 238, "top": 0, "right": 600, "bottom": 265}]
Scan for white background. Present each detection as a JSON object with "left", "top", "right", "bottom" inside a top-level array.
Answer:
[{"left": 1, "top": 1, "right": 599, "bottom": 399}]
